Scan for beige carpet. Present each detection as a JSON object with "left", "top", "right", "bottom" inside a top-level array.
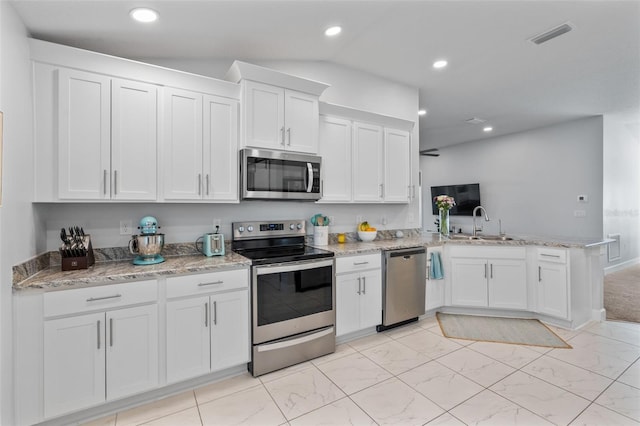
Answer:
[
  {"left": 436, "top": 313, "right": 571, "bottom": 349},
  {"left": 605, "top": 264, "right": 640, "bottom": 323}
]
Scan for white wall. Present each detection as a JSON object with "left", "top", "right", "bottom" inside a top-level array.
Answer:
[
  {"left": 421, "top": 117, "right": 604, "bottom": 238},
  {"left": 603, "top": 111, "right": 640, "bottom": 269},
  {"left": 0, "top": 2, "right": 38, "bottom": 424}
]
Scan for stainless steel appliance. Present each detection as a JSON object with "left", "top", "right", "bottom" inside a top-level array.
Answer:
[
  {"left": 129, "top": 216, "right": 165, "bottom": 265},
  {"left": 378, "top": 247, "right": 426, "bottom": 331},
  {"left": 240, "top": 148, "right": 322, "bottom": 201},
  {"left": 232, "top": 219, "right": 335, "bottom": 376}
]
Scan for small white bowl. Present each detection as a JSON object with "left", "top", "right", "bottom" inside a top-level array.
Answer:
[{"left": 358, "top": 230, "right": 377, "bottom": 242}]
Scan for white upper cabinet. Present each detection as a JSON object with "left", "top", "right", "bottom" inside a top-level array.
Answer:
[
  {"left": 57, "top": 69, "right": 158, "bottom": 201},
  {"left": 383, "top": 128, "right": 411, "bottom": 202},
  {"left": 162, "top": 88, "right": 239, "bottom": 202},
  {"left": 318, "top": 115, "right": 352, "bottom": 202},
  {"left": 243, "top": 81, "right": 318, "bottom": 153},
  {"left": 353, "top": 122, "right": 384, "bottom": 202}
]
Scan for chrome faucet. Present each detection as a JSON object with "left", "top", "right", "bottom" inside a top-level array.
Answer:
[{"left": 472, "top": 206, "right": 490, "bottom": 237}]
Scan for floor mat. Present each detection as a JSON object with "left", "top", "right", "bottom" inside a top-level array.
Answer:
[{"left": 436, "top": 313, "right": 571, "bottom": 349}]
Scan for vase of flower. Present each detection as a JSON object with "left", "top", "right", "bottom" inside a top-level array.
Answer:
[{"left": 434, "top": 195, "right": 456, "bottom": 238}]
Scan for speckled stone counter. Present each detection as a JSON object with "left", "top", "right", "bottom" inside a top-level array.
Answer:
[{"left": 14, "top": 251, "right": 250, "bottom": 291}]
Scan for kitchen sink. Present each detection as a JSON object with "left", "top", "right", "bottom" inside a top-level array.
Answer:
[{"left": 448, "top": 234, "right": 515, "bottom": 241}]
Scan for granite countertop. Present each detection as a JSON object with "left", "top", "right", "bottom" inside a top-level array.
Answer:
[
  {"left": 14, "top": 232, "right": 611, "bottom": 291},
  {"left": 14, "top": 251, "right": 251, "bottom": 292}
]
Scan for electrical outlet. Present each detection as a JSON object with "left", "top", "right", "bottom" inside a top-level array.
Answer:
[
  {"left": 381, "top": 216, "right": 388, "bottom": 226},
  {"left": 212, "top": 218, "right": 221, "bottom": 230},
  {"left": 407, "top": 212, "right": 414, "bottom": 223},
  {"left": 577, "top": 194, "right": 588, "bottom": 203},
  {"left": 574, "top": 210, "right": 587, "bottom": 218},
  {"left": 356, "top": 215, "right": 363, "bottom": 224},
  {"left": 120, "top": 220, "right": 133, "bottom": 235}
]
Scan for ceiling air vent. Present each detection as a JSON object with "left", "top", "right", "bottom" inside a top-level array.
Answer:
[{"left": 530, "top": 22, "right": 574, "bottom": 45}]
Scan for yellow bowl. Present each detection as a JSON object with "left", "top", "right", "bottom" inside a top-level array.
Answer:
[{"left": 357, "top": 230, "right": 377, "bottom": 242}]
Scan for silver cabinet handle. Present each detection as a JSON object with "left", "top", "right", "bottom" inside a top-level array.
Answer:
[
  {"left": 205, "top": 302, "right": 209, "bottom": 327},
  {"left": 379, "top": 184, "right": 383, "bottom": 198},
  {"left": 113, "top": 170, "right": 118, "bottom": 195},
  {"left": 412, "top": 185, "right": 416, "bottom": 199},
  {"left": 198, "top": 173, "right": 202, "bottom": 196},
  {"left": 206, "top": 174, "right": 210, "bottom": 196},
  {"left": 362, "top": 276, "right": 366, "bottom": 294},
  {"left": 357, "top": 277, "right": 362, "bottom": 295},
  {"left": 86, "top": 294, "right": 122, "bottom": 302},
  {"left": 541, "top": 253, "right": 561, "bottom": 258},
  {"left": 490, "top": 264, "right": 493, "bottom": 279},
  {"left": 538, "top": 266, "right": 542, "bottom": 282},
  {"left": 484, "top": 263, "right": 487, "bottom": 279},
  {"left": 198, "top": 280, "right": 224, "bottom": 287},
  {"left": 287, "top": 128, "right": 291, "bottom": 145},
  {"left": 427, "top": 260, "right": 431, "bottom": 280},
  {"left": 103, "top": 170, "right": 108, "bottom": 196},
  {"left": 280, "top": 126, "right": 285, "bottom": 145},
  {"left": 109, "top": 318, "right": 114, "bottom": 347},
  {"left": 213, "top": 301, "right": 217, "bottom": 325},
  {"left": 353, "top": 261, "right": 369, "bottom": 266},
  {"left": 97, "top": 320, "right": 101, "bottom": 349}
]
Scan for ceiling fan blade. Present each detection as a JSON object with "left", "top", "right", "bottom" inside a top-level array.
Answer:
[{"left": 420, "top": 148, "right": 440, "bottom": 157}]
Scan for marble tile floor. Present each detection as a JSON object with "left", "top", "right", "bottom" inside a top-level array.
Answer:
[{"left": 83, "top": 318, "right": 640, "bottom": 426}]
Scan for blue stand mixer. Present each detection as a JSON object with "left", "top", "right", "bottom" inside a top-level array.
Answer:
[{"left": 129, "top": 216, "right": 165, "bottom": 265}]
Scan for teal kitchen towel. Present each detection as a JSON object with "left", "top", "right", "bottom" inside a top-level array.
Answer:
[{"left": 430, "top": 251, "right": 444, "bottom": 280}]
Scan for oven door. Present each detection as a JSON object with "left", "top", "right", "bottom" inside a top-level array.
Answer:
[
  {"left": 252, "top": 258, "right": 334, "bottom": 344},
  {"left": 241, "top": 148, "right": 321, "bottom": 200}
]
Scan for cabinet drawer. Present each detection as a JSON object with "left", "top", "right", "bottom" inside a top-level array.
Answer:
[
  {"left": 44, "top": 279, "right": 158, "bottom": 318},
  {"left": 537, "top": 248, "right": 567, "bottom": 264},
  {"left": 336, "top": 253, "right": 381, "bottom": 274},
  {"left": 166, "top": 268, "right": 249, "bottom": 299}
]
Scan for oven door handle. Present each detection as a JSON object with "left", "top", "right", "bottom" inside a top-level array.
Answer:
[
  {"left": 255, "top": 258, "right": 334, "bottom": 275},
  {"left": 306, "top": 162, "right": 314, "bottom": 193},
  {"left": 256, "top": 327, "right": 334, "bottom": 352}
]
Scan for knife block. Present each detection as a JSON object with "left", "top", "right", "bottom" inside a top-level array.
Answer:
[{"left": 60, "top": 235, "right": 96, "bottom": 271}]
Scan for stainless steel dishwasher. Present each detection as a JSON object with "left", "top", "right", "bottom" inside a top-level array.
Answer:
[{"left": 378, "top": 247, "right": 427, "bottom": 331}]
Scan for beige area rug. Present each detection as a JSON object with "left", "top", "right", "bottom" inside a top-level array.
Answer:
[
  {"left": 605, "top": 264, "right": 640, "bottom": 323},
  {"left": 436, "top": 313, "right": 571, "bottom": 349}
]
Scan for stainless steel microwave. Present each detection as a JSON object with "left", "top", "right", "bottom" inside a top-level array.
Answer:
[{"left": 240, "top": 148, "right": 322, "bottom": 201}]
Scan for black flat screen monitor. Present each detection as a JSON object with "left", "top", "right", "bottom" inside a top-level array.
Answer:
[{"left": 431, "top": 183, "right": 481, "bottom": 216}]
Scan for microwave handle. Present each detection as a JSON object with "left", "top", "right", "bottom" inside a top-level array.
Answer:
[{"left": 306, "top": 163, "right": 314, "bottom": 193}]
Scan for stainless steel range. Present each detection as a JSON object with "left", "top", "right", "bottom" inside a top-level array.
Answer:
[{"left": 232, "top": 219, "right": 336, "bottom": 376}]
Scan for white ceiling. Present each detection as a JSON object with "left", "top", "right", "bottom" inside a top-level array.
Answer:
[{"left": 10, "top": 0, "right": 640, "bottom": 149}]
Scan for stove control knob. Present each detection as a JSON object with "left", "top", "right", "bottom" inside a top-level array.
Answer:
[
  {"left": 237, "top": 226, "right": 245, "bottom": 233},
  {"left": 289, "top": 224, "right": 296, "bottom": 230},
  {"left": 247, "top": 226, "right": 254, "bottom": 232},
  {"left": 296, "top": 223, "right": 303, "bottom": 230}
]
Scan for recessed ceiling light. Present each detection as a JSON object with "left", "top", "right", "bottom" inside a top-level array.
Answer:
[
  {"left": 418, "top": 109, "right": 427, "bottom": 116},
  {"left": 325, "top": 26, "right": 342, "bottom": 36},
  {"left": 483, "top": 126, "right": 494, "bottom": 132},
  {"left": 130, "top": 8, "right": 158, "bottom": 23},
  {"left": 433, "top": 60, "right": 448, "bottom": 69}
]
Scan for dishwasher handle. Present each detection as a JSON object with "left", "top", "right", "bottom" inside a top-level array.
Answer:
[{"left": 386, "top": 247, "right": 426, "bottom": 258}]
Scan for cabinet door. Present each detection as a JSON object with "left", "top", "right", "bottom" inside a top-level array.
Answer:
[
  {"left": 166, "top": 296, "right": 210, "bottom": 383},
  {"left": 383, "top": 128, "right": 411, "bottom": 203},
  {"left": 318, "top": 116, "right": 352, "bottom": 202},
  {"left": 162, "top": 88, "right": 204, "bottom": 200},
  {"left": 111, "top": 79, "right": 158, "bottom": 200},
  {"left": 204, "top": 95, "right": 239, "bottom": 201},
  {"left": 244, "top": 81, "right": 285, "bottom": 149},
  {"left": 353, "top": 122, "right": 384, "bottom": 202},
  {"left": 284, "top": 89, "right": 319, "bottom": 153},
  {"left": 450, "top": 258, "right": 488, "bottom": 307},
  {"left": 44, "top": 313, "right": 105, "bottom": 417},
  {"left": 537, "top": 262, "right": 569, "bottom": 319},
  {"left": 488, "top": 259, "right": 527, "bottom": 310},
  {"left": 106, "top": 304, "right": 158, "bottom": 400},
  {"left": 359, "top": 270, "right": 382, "bottom": 329},
  {"left": 57, "top": 69, "right": 111, "bottom": 200},
  {"left": 211, "top": 289, "right": 250, "bottom": 371},
  {"left": 336, "top": 274, "right": 361, "bottom": 337}
]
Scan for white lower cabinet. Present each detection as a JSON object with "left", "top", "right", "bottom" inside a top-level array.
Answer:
[
  {"left": 43, "top": 284, "right": 159, "bottom": 418},
  {"left": 535, "top": 248, "right": 569, "bottom": 319},
  {"left": 336, "top": 254, "right": 382, "bottom": 336},
  {"left": 449, "top": 247, "right": 527, "bottom": 310},
  {"left": 166, "top": 270, "right": 250, "bottom": 384}
]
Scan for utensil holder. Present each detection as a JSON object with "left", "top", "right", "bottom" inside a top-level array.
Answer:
[
  {"left": 60, "top": 235, "right": 96, "bottom": 271},
  {"left": 314, "top": 226, "right": 329, "bottom": 246}
]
